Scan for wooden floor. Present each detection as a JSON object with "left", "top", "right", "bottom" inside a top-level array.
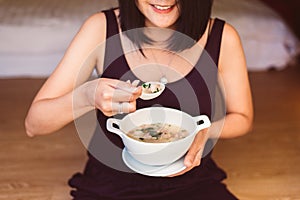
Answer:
[{"left": 1, "top": 64, "right": 300, "bottom": 200}]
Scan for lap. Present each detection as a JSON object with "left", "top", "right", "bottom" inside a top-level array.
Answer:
[
  {"left": 70, "top": 178, "right": 238, "bottom": 200},
  {"left": 69, "top": 155, "right": 238, "bottom": 200}
]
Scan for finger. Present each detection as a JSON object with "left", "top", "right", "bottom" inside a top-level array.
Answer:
[
  {"left": 183, "top": 131, "right": 207, "bottom": 167},
  {"left": 111, "top": 101, "right": 136, "bottom": 115},
  {"left": 168, "top": 149, "right": 203, "bottom": 178},
  {"left": 190, "top": 148, "right": 202, "bottom": 168},
  {"left": 100, "top": 101, "right": 137, "bottom": 116},
  {"left": 111, "top": 87, "right": 142, "bottom": 102},
  {"left": 126, "top": 80, "right": 140, "bottom": 87},
  {"left": 99, "top": 85, "right": 141, "bottom": 102},
  {"left": 131, "top": 80, "right": 140, "bottom": 87},
  {"left": 184, "top": 140, "right": 201, "bottom": 167},
  {"left": 168, "top": 166, "right": 191, "bottom": 177},
  {"left": 168, "top": 133, "right": 207, "bottom": 177},
  {"left": 195, "top": 148, "right": 203, "bottom": 165},
  {"left": 105, "top": 79, "right": 139, "bottom": 94}
]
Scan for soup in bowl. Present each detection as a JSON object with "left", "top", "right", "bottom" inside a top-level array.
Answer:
[
  {"left": 127, "top": 122, "right": 189, "bottom": 143},
  {"left": 106, "top": 107, "right": 211, "bottom": 166}
]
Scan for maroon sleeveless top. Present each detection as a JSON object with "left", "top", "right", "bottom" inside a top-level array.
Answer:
[{"left": 68, "top": 9, "right": 235, "bottom": 200}]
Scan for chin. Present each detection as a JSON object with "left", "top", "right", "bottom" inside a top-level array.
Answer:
[
  {"left": 153, "top": 21, "right": 177, "bottom": 29},
  {"left": 146, "top": 16, "right": 177, "bottom": 28}
]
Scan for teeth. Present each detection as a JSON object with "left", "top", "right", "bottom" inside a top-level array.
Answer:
[{"left": 153, "top": 5, "right": 172, "bottom": 10}]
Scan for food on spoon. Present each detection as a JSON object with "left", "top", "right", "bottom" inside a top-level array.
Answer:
[{"left": 142, "top": 83, "right": 162, "bottom": 94}]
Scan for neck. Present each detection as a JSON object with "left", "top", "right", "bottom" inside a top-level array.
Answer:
[{"left": 143, "top": 27, "right": 174, "bottom": 47}]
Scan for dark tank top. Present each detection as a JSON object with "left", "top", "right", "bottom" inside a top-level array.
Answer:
[{"left": 69, "top": 9, "right": 227, "bottom": 200}]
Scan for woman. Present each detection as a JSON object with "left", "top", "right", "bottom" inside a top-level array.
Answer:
[{"left": 25, "top": 0, "right": 253, "bottom": 199}]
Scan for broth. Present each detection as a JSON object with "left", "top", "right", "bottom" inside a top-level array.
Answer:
[{"left": 126, "top": 123, "right": 189, "bottom": 143}]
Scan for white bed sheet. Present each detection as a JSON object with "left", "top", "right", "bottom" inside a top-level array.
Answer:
[{"left": 0, "top": 0, "right": 299, "bottom": 77}]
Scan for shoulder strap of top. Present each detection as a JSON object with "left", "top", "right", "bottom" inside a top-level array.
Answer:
[
  {"left": 102, "top": 9, "right": 124, "bottom": 73},
  {"left": 102, "top": 10, "right": 225, "bottom": 70},
  {"left": 103, "top": 9, "right": 119, "bottom": 38},
  {"left": 205, "top": 18, "right": 225, "bottom": 67}
]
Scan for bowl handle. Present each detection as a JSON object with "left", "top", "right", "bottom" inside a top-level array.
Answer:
[
  {"left": 106, "top": 118, "right": 123, "bottom": 137},
  {"left": 193, "top": 115, "right": 211, "bottom": 131}
]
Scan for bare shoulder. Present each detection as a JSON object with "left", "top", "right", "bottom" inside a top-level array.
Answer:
[
  {"left": 78, "top": 12, "right": 107, "bottom": 42},
  {"left": 84, "top": 12, "right": 106, "bottom": 27},
  {"left": 218, "top": 21, "right": 247, "bottom": 73},
  {"left": 221, "top": 22, "right": 243, "bottom": 48}
]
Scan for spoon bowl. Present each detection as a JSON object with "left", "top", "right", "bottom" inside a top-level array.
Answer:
[{"left": 140, "top": 81, "right": 165, "bottom": 100}]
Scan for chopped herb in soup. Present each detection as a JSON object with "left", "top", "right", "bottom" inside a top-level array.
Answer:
[
  {"left": 142, "top": 83, "right": 162, "bottom": 94},
  {"left": 127, "top": 123, "right": 189, "bottom": 143}
]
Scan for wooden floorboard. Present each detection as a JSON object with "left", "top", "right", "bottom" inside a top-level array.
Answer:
[
  {"left": 0, "top": 64, "right": 300, "bottom": 199},
  {"left": 213, "top": 64, "right": 300, "bottom": 199}
]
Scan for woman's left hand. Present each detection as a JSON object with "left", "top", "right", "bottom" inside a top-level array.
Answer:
[{"left": 168, "top": 129, "right": 209, "bottom": 177}]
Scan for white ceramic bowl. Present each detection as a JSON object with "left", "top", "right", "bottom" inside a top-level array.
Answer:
[{"left": 106, "top": 107, "right": 211, "bottom": 166}]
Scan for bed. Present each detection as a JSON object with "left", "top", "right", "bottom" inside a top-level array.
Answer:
[
  {"left": 0, "top": 0, "right": 298, "bottom": 77},
  {"left": 212, "top": 0, "right": 299, "bottom": 71}
]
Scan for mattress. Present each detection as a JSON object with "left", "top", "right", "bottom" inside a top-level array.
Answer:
[{"left": 0, "top": 0, "right": 299, "bottom": 77}]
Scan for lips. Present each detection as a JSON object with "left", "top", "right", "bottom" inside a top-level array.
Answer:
[
  {"left": 151, "top": 3, "right": 176, "bottom": 13},
  {"left": 153, "top": 5, "right": 173, "bottom": 10}
]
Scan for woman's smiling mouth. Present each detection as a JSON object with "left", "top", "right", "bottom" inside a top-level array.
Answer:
[{"left": 151, "top": 3, "right": 176, "bottom": 13}]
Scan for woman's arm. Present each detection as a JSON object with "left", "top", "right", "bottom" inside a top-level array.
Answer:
[
  {"left": 25, "top": 13, "right": 141, "bottom": 137},
  {"left": 25, "top": 13, "right": 106, "bottom": 136},
  {"left": 171, "top": 22, "right": 253, "bottom": 176},
  {"left": 215, "top": 22, "right": 253, "bottom": 138}
]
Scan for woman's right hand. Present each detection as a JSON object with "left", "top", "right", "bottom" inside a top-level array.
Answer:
[{"left": 85, "top": 78, "right": 142, "bottom": 116}]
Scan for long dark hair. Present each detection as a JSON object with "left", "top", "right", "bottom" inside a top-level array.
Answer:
[{"left": 118, "top": 0, "right": 213, "bottom": 52}]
